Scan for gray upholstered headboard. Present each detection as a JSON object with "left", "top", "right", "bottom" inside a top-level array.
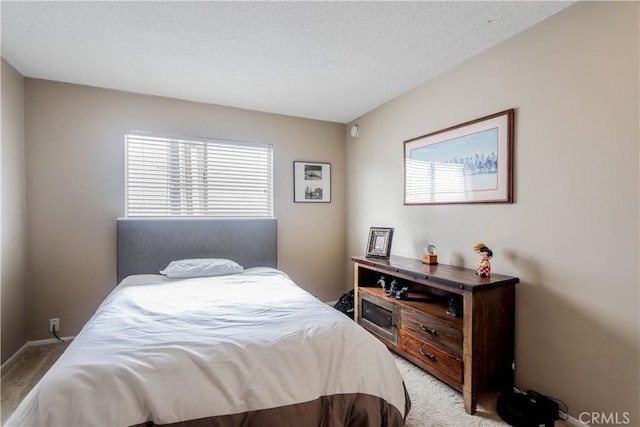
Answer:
[{"left": 117, "top": 218, "right": 277, "bottom": 283}]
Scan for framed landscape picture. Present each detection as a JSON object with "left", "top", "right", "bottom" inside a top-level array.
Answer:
[{"left": 404, "top": 109, "right": 514, "bottom": 205}]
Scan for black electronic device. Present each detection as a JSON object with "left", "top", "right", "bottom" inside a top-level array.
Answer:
[
  {"left": 497, "top": 390, "right": 560, "bottom": 427},
  {"left": 333, "top": 290, "right": 354, "bottom": 319}
]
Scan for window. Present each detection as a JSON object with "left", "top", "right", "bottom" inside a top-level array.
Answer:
[{"left": 125, "top": 131, "right": 272, "bottom": 217}]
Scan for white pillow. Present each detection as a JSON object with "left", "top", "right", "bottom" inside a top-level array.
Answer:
[{"left": 160, "top": 258, "right": 244, "bottom": 279}]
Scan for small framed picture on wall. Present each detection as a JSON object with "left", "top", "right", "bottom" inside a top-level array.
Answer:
[{"left": 293, "top": 161, "right": 331, "bottom": 203}]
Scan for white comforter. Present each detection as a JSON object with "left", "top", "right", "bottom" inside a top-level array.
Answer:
[{"left": 7, "top": 268, "right": 407, "bottom": 426}]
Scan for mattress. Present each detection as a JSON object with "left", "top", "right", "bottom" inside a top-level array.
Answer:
[{"left": 7, "top": 267, "right": 409, "bottom": 426}]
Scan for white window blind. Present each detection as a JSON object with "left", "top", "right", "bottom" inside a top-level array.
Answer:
[{"left": 125, "top": 131, "right": 272, "bottom": 217}]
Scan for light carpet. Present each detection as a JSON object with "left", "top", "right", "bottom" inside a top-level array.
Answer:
[
  {"left": 2, "top": 342, "right": 508, "bottom": 426},
  {"left": 395, "top": 355, "right": 506, "bottom": 427}
]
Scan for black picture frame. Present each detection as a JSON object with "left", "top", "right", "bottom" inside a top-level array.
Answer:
[{"left": 366, "top": 227, "right": 394, "bottom": 259}]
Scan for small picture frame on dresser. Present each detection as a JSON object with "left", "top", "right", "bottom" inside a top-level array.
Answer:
[{"left": 366, "top": 227, "right": 394, "bottom": 259}]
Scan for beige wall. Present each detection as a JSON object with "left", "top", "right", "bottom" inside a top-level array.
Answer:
[
  {"left": 24, "top": 80, "right": 346, "bottom": 340},
  {"left": 6, "top": 0, "right": 639, "bottom": 420},
  {"left": 1, "top": 59, "right": 28, "bottom": 363},
  {"left": 346, "top": 1, "right": 638, "bottom": 422}
]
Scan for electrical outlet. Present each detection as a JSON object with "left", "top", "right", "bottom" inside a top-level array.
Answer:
[{"left": 49, "top": 318, "right": 60, "bottom": 333}]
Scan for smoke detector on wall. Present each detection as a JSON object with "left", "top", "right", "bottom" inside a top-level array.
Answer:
[{"left": 350, "top": 124, "right": 360, "bottom": 138}]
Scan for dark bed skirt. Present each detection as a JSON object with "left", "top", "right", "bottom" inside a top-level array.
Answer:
[{"left": 132, "top": 390, "right": 411, "bottom": 427}]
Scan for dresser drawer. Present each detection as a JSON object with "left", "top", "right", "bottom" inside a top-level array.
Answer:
[
  {"left": 401, "top": 307, "right": 463, "bottom": 357},
  {"left": 401, "top": 332, "right": 463, "bottom": 383}
]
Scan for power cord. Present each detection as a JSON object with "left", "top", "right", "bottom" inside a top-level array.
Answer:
[
  {"left": 52, "top": 324, "right": 65, "bottom": 342},
  {"left": 548, "top": 395, "right": 569, "bottom": 420}
]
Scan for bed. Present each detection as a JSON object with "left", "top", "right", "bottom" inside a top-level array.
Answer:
[{"left": 7, "top": 218, "right": 410, "bottom": 426}]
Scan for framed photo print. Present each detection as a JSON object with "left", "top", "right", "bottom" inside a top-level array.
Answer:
[
  {"left": 293, "top": 161, "right": 331, "bottom": 203},
  {"left": 404, "top": 109, "right": 514, "bottom": 205},
  {"left": 366, "top": 227, "right": 394, "bottom": 259}
]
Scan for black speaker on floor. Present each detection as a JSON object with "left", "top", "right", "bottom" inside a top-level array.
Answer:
[{"left": 497, "top": 390, "right": 559, "bottom": 427}]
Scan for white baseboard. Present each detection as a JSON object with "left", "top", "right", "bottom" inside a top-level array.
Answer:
[
  {"left": 1, "top": 342, "right": 29, "bottom": 375},
  {"left": 1, "top": 336, "right": 75, "bottom": 374},
  {"left": 564, "top": 415, "right": 587, "bottom": 426},
  {"left": 28, "top": 336, "right": 75, "bottom": 346}
]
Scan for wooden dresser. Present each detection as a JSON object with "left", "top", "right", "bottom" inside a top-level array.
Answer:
[{"left": 352, "top": 255, "right": 519, "bottom": 415}]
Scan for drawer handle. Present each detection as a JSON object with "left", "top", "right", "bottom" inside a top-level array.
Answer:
[
  {"left": 419, "top": 348, "right": 437, "bottom": 361},
  {"left": 419, "top": 324, "right": 438, "bottom": 335}
]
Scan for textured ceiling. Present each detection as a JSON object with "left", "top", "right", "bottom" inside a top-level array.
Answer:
[{"left": 1, "top": 1, "right": 573, "bottom": 123}]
